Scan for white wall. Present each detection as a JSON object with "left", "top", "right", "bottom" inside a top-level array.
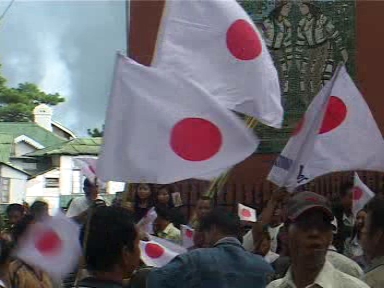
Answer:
[
  {"left": 14, "top": 141, "right": 36, "bottom": 157},
  {"left": 26, "top": 169, "right": 60, "bottom": 213},
  {"left": 0, "top": 165, "right": 28, "bottom": 204},
  {"left": 59, "top": 156, "right": 73, "bottom": 196}
]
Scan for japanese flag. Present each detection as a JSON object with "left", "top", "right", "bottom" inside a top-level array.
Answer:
[
  {"left": 15, "top": 212, "right": 82, "bottom": 280},
  {"left": 97, "top": 53, "right": 259, "bottom": 184},
  {"left": 137, "top": 207, "right": 157, "bottom": 235},
  {"left": 268, "top": 66, "right": 384, "bottom": 191},
  {"left": 238, "top": 203, "right": 257, "bottom": 222},
  {"left": 153, "top": 0, "right": 283, "bottom": 128},
  {"left": 353, "top": 173, "right": 375, "bottom": 217},
  {"left": 180, "top": 225, "right": 195, "bottom": 249},
  {"left": 73, "top": 157, "right": 105, "bottom": 188},
  {"left": 140, "top": 236, "right": 186, "bottom": 267}
]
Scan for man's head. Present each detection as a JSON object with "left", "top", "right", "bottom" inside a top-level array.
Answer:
[
  {"left": 361, "top": 196, "right": 384, "bottom": 261},
  {"left": 84, "top": 178, "right": 99, "bottom": 201},
  {"left": 82, "top": 206, "right": 140, "bottom": 279},
  {"left": 199, "top": 207, "right": 241, "bottom": 247},
  {"left": 6, "top": 204, "right": 25, "bottom": 226},
  {"left": 286, "top": 192, "right": 333, "bottom": 269},
  {"left": 339, "top": 182, "right": 354, "bottom": 212},
  {"left": 195, "top": 196, "right": 213, "bottom": 221},
  {"left": 153, "top": 207, "right": 172, "bottom": 234},
  {"left": 30, "top": 201, "right": 49, "bottom": 222}
]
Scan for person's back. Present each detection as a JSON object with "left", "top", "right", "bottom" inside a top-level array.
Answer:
[
  {"left": 148, "top": 208, "right": 273, "bottom": 288},
  {"left": 326, "top": 248, "right": 363, "bottom": 278}
]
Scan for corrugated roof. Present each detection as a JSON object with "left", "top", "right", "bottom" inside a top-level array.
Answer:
[
  {"left": 26, "top": 138, "right": 102, "bottom": 157},
  {"left": 0, "top": 133, "right": 14, "bottom": 162},
  {"left": 0, "top": 123, "right": 66, "bottom": 147}
]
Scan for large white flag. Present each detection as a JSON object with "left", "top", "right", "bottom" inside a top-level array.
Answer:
[
  {"left": 268, "top": 66, "right": 384, "bottom": 191},
  {"left": 97, "top": 53, "right": 259, "bottom": 184},
  {"left": 153, "top": 0, "right": 283, "bottom": 128},
  {"left": 353, "top": 173, "right": 375, "bottom": 216}
]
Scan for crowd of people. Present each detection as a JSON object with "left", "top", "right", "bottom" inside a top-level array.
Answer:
[{"left": 0, "top": 179, "right": 382, "bottom": 287}]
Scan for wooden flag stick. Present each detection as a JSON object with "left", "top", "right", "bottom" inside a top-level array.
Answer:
[{"left": 205, "top": 116, "right": 258, "bottom": 198}]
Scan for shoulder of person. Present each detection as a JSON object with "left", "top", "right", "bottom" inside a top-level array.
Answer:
[
  {"left": 332, "top": 267, "right": 370, "bottom": 287},
  {"left": 363, "top": 264, "right": 384, "bottom": 288},
  {"left": 266, "top": 278, "right": 284, "bottom": 288}
]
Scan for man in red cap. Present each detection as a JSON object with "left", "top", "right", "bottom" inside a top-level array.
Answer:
[{"left": 267, "top": 192, "right": 368, "bottom": 288}]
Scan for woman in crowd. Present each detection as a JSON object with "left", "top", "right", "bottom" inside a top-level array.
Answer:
[
  {"left": 8, "top": 215, "right": 53, "bottom": 288},
  {"left": 133, "top": 183, "right": 155, "bottom": 223},
  {"left": 155, "top": 185, "right": 186, "bottom": 228},
  {"left": 345, "top": 208, "right": 367, "bottom": 268}
]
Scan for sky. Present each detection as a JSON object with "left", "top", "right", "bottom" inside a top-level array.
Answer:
[{"left": 0, "top": 0, "right": 126, "bottom": 136}]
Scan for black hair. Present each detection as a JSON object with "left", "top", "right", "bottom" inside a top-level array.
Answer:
[
  {"left": 81, "top": 206, "right": 137, "bottom": 273},
  {"left": 199, "top": 207, "right": 241, "bottom": 238},
  {"left": 155, "top": 185, "right": 175, "bottom": 208},
  {"left": 30, "top": 201, "right": 48, "bottom": 218},
  {"left": 83, "top": 178, "right": 97, "bottom": 196},
  {"left": 155, "top": 207, "right": 172, "bottom": 222},
  {"left": 339, "top": 182, "right": 354, "bottom": 198},
  {"left": 134, "top": 183, "right": 155, "bottom": 208},
  {"left": 366, "top": 196, "right": 384, "bottom": 236},
  {"left": 12, "top": 214, "right": 34, "bottom": 243},
  {"left": 269, "top": 2, "right": 288, "bottom": 19},
  {"left": 303, "top": 3, "right": 322, "bottom": 20},
  {"left": 197, "top": 196, "right": 213, "bottom": 206},
  {"left": 6, "top": 204, "right": 24, "bottom": 216}
]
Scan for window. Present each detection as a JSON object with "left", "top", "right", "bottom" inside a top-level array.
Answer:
[
  {"left": 45, "top": 178, "right": 59, "bottom": 188},
  {"left": 0, "top": 178, "right": 10, "bottom": 203}
]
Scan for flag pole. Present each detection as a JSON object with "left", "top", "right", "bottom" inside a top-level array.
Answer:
[{"left": 205, "top": 116, "right": 258, "bottom": 198}]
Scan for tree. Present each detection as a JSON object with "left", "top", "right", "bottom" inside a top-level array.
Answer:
[
  {"left": 87, "top": 125, "right": 104, "bottom": 137},
  {"left": 0, "top": 72, "right": 65, "bottom": 122}
]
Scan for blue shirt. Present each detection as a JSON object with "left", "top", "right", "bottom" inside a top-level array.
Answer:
[{"left": 147, "top": 237, "right": 273, "bottom": 288}]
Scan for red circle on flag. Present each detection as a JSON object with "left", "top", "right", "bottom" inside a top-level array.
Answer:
[
  {"left": 185, "top": 229, "right": 194, "bottom": 239},
  {"left": 353, "top": 187, "right": 363, "bottom": 201},
  {"left": 35, "top": 229, "right": 62, "bottom": 256},
  {"left": 226, "top": 19, "right": 262, "bottom": 61},
  {"left": 241, "top": 208, "right": 252, "bottom": 218},
  {"left": 319, "top": 96, "right": 347, "bottom": 134},
  {"left": 170, "top": 118, "right": 222, "bottom": 161},
  {"left": 145, "top": 243, "right": 165, "bottom": 259}
]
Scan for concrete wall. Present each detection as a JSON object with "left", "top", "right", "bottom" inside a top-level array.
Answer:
[{"left": 0, "top": 165, "right": 28, "bottom": 204}]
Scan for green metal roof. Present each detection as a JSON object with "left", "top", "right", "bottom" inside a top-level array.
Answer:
[
  {"left": 0, "top": 133, "right": 15, "bottom": 162},
  {"left": 26, "top": 138, "right": 102, "bottom": 157},
  {"left": 0, "top": 123, "right": 66, "bottom": 147}
]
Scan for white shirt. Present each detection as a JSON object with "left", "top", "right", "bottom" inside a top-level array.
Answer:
[
  {"left": 268, "top": 224, "right": 284, "bottom": 253},
  {"left": 326, "top": 246, "right": 363, "bottom": 278},
  {"left": 265, "top": 250, "right": 280, "bottom": 264},
  {"left": 267, "top": 261, "right": 369, "bottom": 288},
  {"left": 66, "top": 196, "right": 91, "bottom": 218}
]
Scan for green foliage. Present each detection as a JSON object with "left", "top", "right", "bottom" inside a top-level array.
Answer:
[
  {"left": 87, "top": 125, "right": 104, "bottom": 137},
  {"left": 0, "top": 70, "right": 65, "bottom": 122}
]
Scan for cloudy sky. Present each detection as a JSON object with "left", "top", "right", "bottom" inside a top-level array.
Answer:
[{"left": 0, "top": 0, "right": 126, "bottom": 136}]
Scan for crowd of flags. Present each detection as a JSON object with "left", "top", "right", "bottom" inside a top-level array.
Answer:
[{"left": 10, "top": 0, "right": 384, "bottom": 283}]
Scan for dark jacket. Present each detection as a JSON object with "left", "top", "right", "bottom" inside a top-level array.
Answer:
[
  {"left": 147, "top": 237, "right": 273, "bottom": 288},
  {"left": 75, "top": 277, "right": 123, "bottom": 288}
]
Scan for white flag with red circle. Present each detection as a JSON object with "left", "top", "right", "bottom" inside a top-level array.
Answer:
[
  {"left": 97, "top": 53, "right": 259, "bottom": 184},
  {"left": 181, "top": 225, "right": 195, "bottom": 248},
  {"left": 353, "top": 173, "right": 375, "bottom": 217},
  {"left": 268, "top": 66, "right": 384, "bottom": 191},
  {"left": 137, "top": 207, "right": 157, "bottom": 235},
  {"left": 15, "top": 212, "right": 81, "bottom": 280},
  {"left": 73, "top": 157, "right": 104, "bottom": 187},
  {"left": 153, "top": 0, "right": 282, "bottom": 128},
  {"left": 238, "top": 203, "right": 257, "bottom": 222},
  {"left": 140, "top": 236, "right": 186, "bottom": 267}
]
